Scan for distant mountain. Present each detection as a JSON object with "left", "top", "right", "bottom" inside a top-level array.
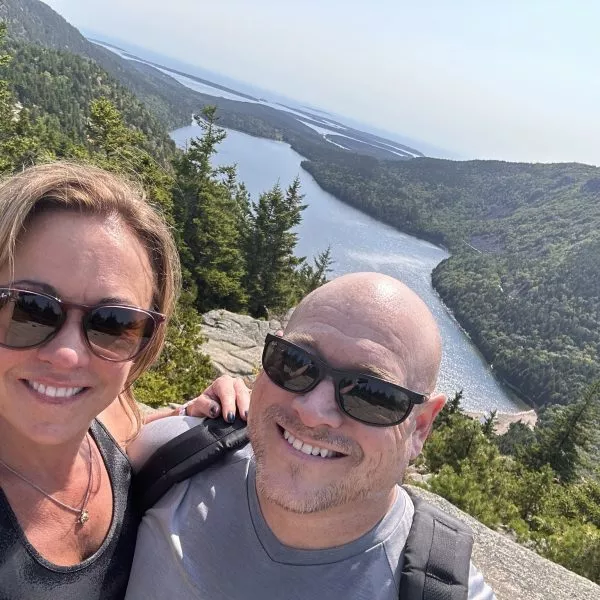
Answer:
[
  {"left": 84, "top": 31, "right": 445, "bottom": 157},
  {"left": 0, "top": 0, "right": 199, "bottom": 129},
  {"left": 0, "top": 0, "right": 424, "bottom": 163}
]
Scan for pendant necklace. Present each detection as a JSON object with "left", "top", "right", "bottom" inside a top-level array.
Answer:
[{"left": 0, "top": 434, "right": 93, "bottom": 525}]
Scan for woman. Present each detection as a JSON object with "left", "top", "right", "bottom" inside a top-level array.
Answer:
[{"left": 0, "top": 162, "right": 248, "bottom": 599}]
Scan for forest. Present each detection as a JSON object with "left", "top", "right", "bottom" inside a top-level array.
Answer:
[{"left": 1, "top": 1, "right": 599, "bottom": 584}]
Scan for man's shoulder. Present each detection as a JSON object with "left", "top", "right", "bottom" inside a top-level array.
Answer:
[{"left": 127, "top": 415, "right": 252, "bottom": 473}]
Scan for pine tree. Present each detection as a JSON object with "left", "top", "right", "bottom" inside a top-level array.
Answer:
[
  {"left": 433, "top": 389, "right": 464, "bottom": 430},
  {"left": 481, "top": 410, "right": 498, "bottom": 439},
  {"left": 244, "top": 178, "right": 307, "bottom": 317},
  {"left": 297, "top": 245, "right": 334, "bottom": 293},
  {"left": 87, "top": 97, "right": 174, "bottom": 216},
  {"left": 172, "top": 106, "right": 248, "bottom": 312},
  {"left": 522, "top": 380, "right": 600, "bottom": 483},
  {"left": 0, "top": 24, "right": 49, "bottom": 172},
  {"left": 495, "top": 420, "right": 536, "bottom": 456}
]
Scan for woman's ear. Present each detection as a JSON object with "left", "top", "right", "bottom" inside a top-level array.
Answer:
[{"left": 409, "top": 393, "right": 446, "bottom": 460}]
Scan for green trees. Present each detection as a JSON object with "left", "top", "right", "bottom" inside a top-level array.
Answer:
[
  {"left": 173, "top": 107, "right": 249, "bottom": 313},
  {"left": 173, "top": 106, "right": 332, "bottom": 317},
  {"left": 521, "top": 381, "right": 600, "bottom": 483},
  {"left": 419, "top": 385, "right": 600, "bottom": 583},
  {"left": 244, "top": 179, "right": 307, "bottom": 316},
  {"left": 0, "top": 24, "right": 49, "bottom": 172}
]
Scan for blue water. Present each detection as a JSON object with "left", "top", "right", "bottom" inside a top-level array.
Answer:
[{"left": 172, "top": 124, "right": 527, "bottom": 414}]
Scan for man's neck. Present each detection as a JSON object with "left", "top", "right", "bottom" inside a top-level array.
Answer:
[{"left": 257, "top": 487, "right": 398, "bottom": 550}]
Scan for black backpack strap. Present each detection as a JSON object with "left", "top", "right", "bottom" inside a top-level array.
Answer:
[
  {"left": 134, "top": 417, "right": 249, "bottom": 514},
  {"left": 399, "top": 489, "right": 474, "bottom": 600}
]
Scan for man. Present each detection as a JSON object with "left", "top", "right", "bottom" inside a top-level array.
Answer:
[{"left": 126, "top": 272, "right": 495, "bottom": 599}]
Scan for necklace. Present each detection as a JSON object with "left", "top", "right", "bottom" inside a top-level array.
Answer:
[{"left": 0, "top": 434, "right": 93, "bottom": 525}]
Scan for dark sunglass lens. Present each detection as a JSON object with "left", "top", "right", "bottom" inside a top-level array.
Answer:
[
  {"left": 85, "top": 307, "right": 155, "bottom": 360},
  {"left": 263, "top": 340, "right": 319, "bottom": 392},
  {"left": 339, "top": 377, "right": 412, "bottom": 425},
  {"left": 0, "top": 291, "right": 62, "bottom": 348}
]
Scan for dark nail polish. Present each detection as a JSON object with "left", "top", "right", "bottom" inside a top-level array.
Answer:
[
  {"left": 227, "top": 411, "right": 236, "bottom": 423},
  {"left": 209, "top": 403, "right": 220, "bottom": 417},
  {"left": 244, "top": 410, "right": 249, "bottom": 419}
]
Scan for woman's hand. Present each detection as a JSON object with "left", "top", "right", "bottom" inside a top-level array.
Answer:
[
  {"left": 143, "top": 375, "right": 251, "bottom": 425},
  {"left": 181, "top": 375, "right": 251, "bottom": 422}
]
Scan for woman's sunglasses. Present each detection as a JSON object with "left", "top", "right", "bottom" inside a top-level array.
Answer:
[
  {"left": 0, "top": 287, "right": 165, "bottom": 362},
  {"left": 261, "top": 333, "right": 428, "bottom": 427}
]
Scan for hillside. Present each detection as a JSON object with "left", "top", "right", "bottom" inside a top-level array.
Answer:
[
  {"left": 303, "top": 155, "right": 600, "bottom": 408},
  {"left": 4, "top": 39, "right": 176, "bottom": 162},
  {"left": 1, "top": 0, "right": 422, "bottom": 164}
]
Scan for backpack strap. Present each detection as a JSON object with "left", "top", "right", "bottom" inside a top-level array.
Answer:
[
  {"left": 399, "top": 489, "right": 474, "bottom": 600},
  {"left": 134, "top": 417, "right": 249, "bottom": 514}
]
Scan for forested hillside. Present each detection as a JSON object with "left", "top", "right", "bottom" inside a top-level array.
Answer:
[
  {"left": 1, "top": 0, "right": 421, "bottom": 164},
  {"left": 6, "top": 40, "right": 175, "bottom": 162},
  {"left": 303, "top": 156, "right": 600, "bottom": 409}
]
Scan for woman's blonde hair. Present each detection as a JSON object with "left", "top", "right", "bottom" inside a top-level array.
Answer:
[{"left": 0, "top": 162, "right": 181, "bottom": 433}]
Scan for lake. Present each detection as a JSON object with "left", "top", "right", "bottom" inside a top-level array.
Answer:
[{"left": 171, "top": 124, "right": 527, "bottom": 414}]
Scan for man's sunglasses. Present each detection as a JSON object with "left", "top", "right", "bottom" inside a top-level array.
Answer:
[
  {"left": 0, "top": 287, "right": 165, "bottom": 362},
  {"left": 261, "top": 333, "right": 428, "bottom": 427}
]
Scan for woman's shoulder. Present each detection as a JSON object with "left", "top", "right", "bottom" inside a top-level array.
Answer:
[{"left": 125, "top": 416, "right": 251, "bottom": 473}]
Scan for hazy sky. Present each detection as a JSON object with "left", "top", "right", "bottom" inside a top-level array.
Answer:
[{"left": 43, "top": 0, "right": 600, "bottom": 165}]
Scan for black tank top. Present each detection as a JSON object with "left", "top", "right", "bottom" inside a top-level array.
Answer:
[{"left": 0, "top": 420, "right": 139, "bottom": 600}]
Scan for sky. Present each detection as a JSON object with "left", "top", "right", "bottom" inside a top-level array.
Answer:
[{"left": 43, "top": 0, "right": 600, "bottom": 165}]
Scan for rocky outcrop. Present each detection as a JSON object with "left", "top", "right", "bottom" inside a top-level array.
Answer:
[
  {"left": 199, "top": 309, "right": 292, "bottom": 379},
  {"left": 196, "top": 309, "right": 599, "bottom": 599}
]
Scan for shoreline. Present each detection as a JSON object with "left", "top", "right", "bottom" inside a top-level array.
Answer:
[{"left": 465, "top": 409, "right": 537, "bottom": 435}]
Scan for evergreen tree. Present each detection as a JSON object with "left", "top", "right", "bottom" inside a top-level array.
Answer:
[
  {"left": 522, "top": 380, "right": 600, "bottom": 483},
  {"left": 134, "top": 289, "right": 216, "bottom": 406},
  {"left": 433, "top": 389, "right": 464, "bottom": 430},
  {"left": 495, "top": 420, "right": 536, "bottom": 456},
  {"left": 172, "top": 106, "right": 248, "bottom": 312},
  {"left": 481, "top": 409, "right": 498, "bottom": 439},
  {"left": 244, "top": 178, "right": 307, "bottom": 317},
  {"left": 87, "top": 97, "right": 174, "bottom": 216},
  {"left": 0, "top": 24, "right": 50, "bottom": 172},
  {"left": 297, "top": 245, "right": 334, "bottom": 293},
  {"left": 424, "top": 414, "right": 487, "bottom": 473}
]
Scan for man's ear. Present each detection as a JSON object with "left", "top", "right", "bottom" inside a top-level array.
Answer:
[{"left": 409, "top": 393, "right": 446, "bottom": 460}]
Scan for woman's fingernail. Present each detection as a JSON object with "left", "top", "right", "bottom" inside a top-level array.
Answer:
[
  {"left": 210, "top": 403, "right": 221, "bottom": 417},
  {"left": 244, "top": 410, "right": 249, "bottom": 419},
  {"left": 227, "top": 411, "right": 236, "bottom": 423}
]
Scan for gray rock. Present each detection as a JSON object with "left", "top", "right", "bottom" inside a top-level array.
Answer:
[{"left": 199, "top": 309, "right": 291, "bottom": 378}]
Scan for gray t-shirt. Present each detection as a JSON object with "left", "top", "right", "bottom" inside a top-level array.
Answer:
[{"left": 126, "top": 417, "right": 495, "bottom": 600}]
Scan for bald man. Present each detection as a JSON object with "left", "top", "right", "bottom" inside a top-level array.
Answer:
[{"left": 126, "top": 273, "right": 495, "bottom": 600}]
